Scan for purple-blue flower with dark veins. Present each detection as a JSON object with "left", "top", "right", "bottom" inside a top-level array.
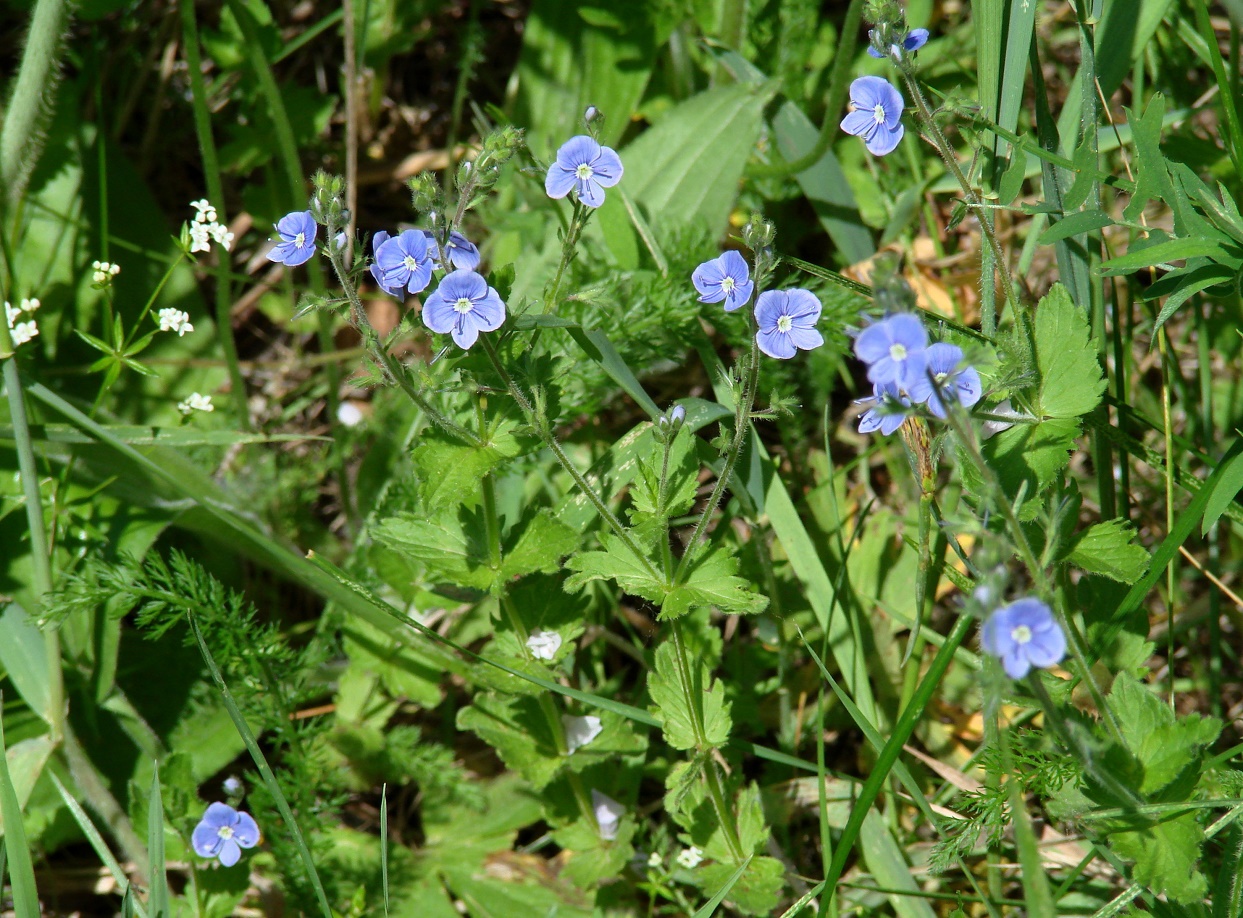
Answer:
[
  {"left": 857, "top": 381, "right": 912, "bottom": 435},
  {"left": 904, "top": 342, "right": 983, "bottom": 418},
  {"left": 375, "top": 229, "right": 434, "bottom": 296},
  {"left": 853, "top": 313, "right": 927, "bottom": 386},
  {"left": 692, "top": 250, "right": 754, "bottom": 312},
  {"left": 369, "top": 231, "right": 400, "bottom": 295},
  {"left": 192, "top": 802, "right": 260, "bottom": 867},
  {"left": 981, "top": 598, "right": 1066, "bottom": 679},
  {"left": 755, "top": 289, "right": 824, "bottom": 360},
  {"left": 422, "top": 269, "right": 505, "bottom": 349},
  {"left": 424, "top": 230, "right": 482, "bottom": 272},
  {"left": 545, "top": 135, "right": 624, "bottom": 208},
  {"left": 840, "top": 77, "right": 906, "bottom": 156},
  {"left": 867, "top": 27, "right": 930, "bottom": 58},
  {"left": 265, "top": 211, "right": 318, "bottom": 267}
]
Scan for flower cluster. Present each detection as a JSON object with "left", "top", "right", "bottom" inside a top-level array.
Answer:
[
  {"left": 5, "top": 297, "right": 40, "bottom": 347},
  {"left": 981, "top": 598, "right": 1066, "bottom": 679},
  {"left": 178, "top": 392, "right": 214, "bottom": 415},
  {"left": 192, "top": 802, "right": 258, "bottom": 867},
  {"left": 158, "top": 307, "right": 194, "bottom": 337},
  {"left": 866, "top": 27, "right": 928, "bottom": 59},
  {"left": 690, "top": 252, "right": 824, "bottom": 361},
  {"left": 189, "top": 199, "right": 234, "bottom": 253},
  {"left": 853, "top": 313, "right": 981, "bottom": 434},
  {"left": 92, "top": 260, "right": 120, "bottom": 286}
]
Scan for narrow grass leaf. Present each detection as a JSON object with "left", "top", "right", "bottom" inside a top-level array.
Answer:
[
  {"left": 0, "top": 709, "right": 40, "bottom": 918},
  {"left": 691, "top": 855, "right": 753, "bottom": 918},
  {"left": 380, "top": 783, "right": 389, "bottom": 916},
  {"left": 146, "top": 766, "right": 168, "bottom": 918}
]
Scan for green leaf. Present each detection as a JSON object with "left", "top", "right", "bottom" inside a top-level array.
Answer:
[
  {"left": 147, "top": 765, "right": 169, "bottom": 918},
  {"left": 648, "top": 641, "right": 732, "bottom": 751},
  {"left": 551, "top": 812, "right": 636, "bottom": 888},
  {"left": 1147, "top": 262, "right": 1240, "bottom": 333},
  {"left": 1039, "top": 209, "right": 1116, "bottom": 245},
  {"left": 1108, "top": 673, "right": 1221, "bottom": 796},
  {"left": 695, "top": 856, "right": 785, "bottom": 917},
  {"left": 372, "top": 509, "right": 495, "bottom": 592},
  {"left": 1034, "top": 283, "right": 1106, "bottom": 419},
  {"left": 630, "top": 427, "right": 699, "bottom": 526},
  {"left": 411, "top": 425, "right": 527, "bottom": 510},
  {"left": 1098, "top": 235, "right": 1236, "bottom": 276},
  {"left": 966, "top": 417, "right": 1082, "bottom": 516},
  {"left": 564, "top": 533, "right": 665, "bottom": 605},
  {"left": 691, "top": 855, "right": 753, "bottom": 918},
  {"left": 1067, "top": 519, "right": 1151, "bottom": 583},
  {"left": 663, "top": 543, "right": 768, "bottom": 620},
  {"left": 1109, "top": 811, "right": 1209, "bottom": 904},
  {"left": 1202, "top": 444, "right": 1243, "bottom": 536},
  {"left": 1123, "top": 94, "right": 1175, "bottom": 223},
  {"left": 500, "top": 509, "right": 578, "bottom": 580},
  {"left": 0, "top": 718, "right": 39, "bottom": 918},
  {"left": 454, "top": 694, "right": 564, "bottom": 789},
  {"left": 0, "top": 604, "right": 51, "bottom": 723}
]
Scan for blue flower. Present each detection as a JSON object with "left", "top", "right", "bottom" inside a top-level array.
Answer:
[
  {"left": 857, "top": 381, "right": 911, "bottom": 435},
  {"left": 981, "top": 598, "right": 1066, "bottom": 679},
  {"left": 755, "top": 289, "right": 824, "bottom": 360},
  {"left": 692, "top": 251, "right": 754, "bottom": 312},
  {"left": 375, "top": 229, "right": 434, "bottom": 296},
  {"left": 423, "top": 230, "right": 482, "bottom": 272},
  {"left": 853, "top": 313, "right": 927, "bottom": 386},
  {"left": 840, "top": 76, "right": 906, "bottom": 156},
  {"left": 545, "top": 135, "right": 624, "bottom": 208},
  {"left": 867, "top": 27, "right": 929, "bottom": 58},
  {"left": 265, "top": 211, "right": 318, "bottom": 267},
  {"left": 192, "top": 803, "right": 259, "bottom": 867},
  {"left": 369, "top": 231, "right": 400, "bottom": 295},
  {"left": 422, "top": 269, "right": 506, "bottom": 349},
  {"left": 904, "top": 343, "right": 983, "bottom": 418}
]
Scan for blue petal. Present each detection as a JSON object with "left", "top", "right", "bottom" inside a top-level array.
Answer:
[
  {"left": 233, "top": 811, "right": 261, "bottom": 848},
  {"left": 880, "top": 411, "right": 907, "bottom": 435},
  {"left": 848, "top": 76, "right": 893, "bottom": 111},
  {"left": 925, "top": 342, "right": 964, "bottom": 375},
  {"left": 955, "top": 367, "right": 983, "bottom": 408},
  {"left": 276, "top": 211, "right": 315, "bottom": 242},
  {"left": 692, "top": 258, "right": 727, "bottom": 302},
  {"left": 783, "top": 288, "right": 822, "bottom": 322},
  {"left": 757, "top": 328, "right": 796, "bottom": 360},
  {"left": 590, "top": 145, "right": 624, "bottom": 187},
  {"left": 858, "top": 408, "right": 884, "bottom": 433},
  {"left": 445, "top": 232, "right": 481, "bottom": 271},
  {"left": 787, "top": 325, "right": 824, "bottom": 352},
  {"left": 201, "top": 802, "right": 237, "bottom": 829},
  {"left": 904, "top": 28, "right": 930, "bottom": 50},
  {"left": 865, "top": 122, "right": 904, "bottom": 156},
  {"left": 468, "top": 286, "right": 506, "bottom": 333},
  {"left": 577, "top": 177, "right": 607, "bottom": 208},
  {"left": 840, "top": 109, "right": 879, "bottom": 140},
  {"left": 555, "top": 134, "right": 601, "bottom": 170},
  {"left": 192, "top": 823, "right": 223, "bottom": 858},
  {"left": 421, "top": 290, "right": 456, "bottom": 336},
  {"left": 281, "top": 241, "right": 316, "bottom": 267},
  {"left": 545, "top": 164, "right": 577, "bottom": 199},
  {"left": 403, "top": 260, "right": 433, "bottom": 295},
  {"left": 218, "top": 839, "right": 243, "bottom": 868},
  {"left": 753, "top": 290, "right": 788, "bottom": 328},
  {"left": 725, "top": 278, "right": 754, "bottom": 311},
  {"left": 1002, "top": 647, "right": 1032, "bottom": 679}
]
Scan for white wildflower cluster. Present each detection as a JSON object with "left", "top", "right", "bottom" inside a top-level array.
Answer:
[
  {"left": 157, "top": 307, "right": 194, "bottom": 337},
  {"left": 4, "top": 297, "right": 40, "bottom": 347},
  {"left": 92, "top": 261, "right": 121, "bottom": 285},
  {"left": 676, "top": 846, "right": 704, "bottom": 869},
  {"left": 189, "top": 199, "right": 234, "bottom": 253},
  {"left": 178, "top": 392, "right": 214, "bottom": 415},
  {"left": 526, "top": 629, "right": 562, "bottom": 660}
]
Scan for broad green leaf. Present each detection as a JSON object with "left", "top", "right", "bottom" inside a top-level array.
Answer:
[
  {"left": 859, "top": 809, "right": 937, "bottom": 918},
  {"left": 695, "top": 856, "right": 785, "bottom": 917},
  {"left": 454, "top": 694, "right": 564, "bottom": 789},
  {"left": 411, "top": 424, "right": 527, "bottom": 510},
  {"left": 1039, "top": 209, "right": 1116, "bottom": 245},
  {"left": 148, "top": 766, "right": 169, "bottom": 918},
  {"left": 692, "top": 855, "right": 753, "bottom": 918},
  {"left": 966, "top": 417, "right": 1082, "bottom": 516},
  {"left": 1108, "top": 672, "right": 1221, "bottom": 796},
  {"left": 551, "top": 813, "right": 636, "bottom": 888},
  {"left": 564, "top": 533, "right": 665, "bottom": 605},
  {"left": 648, "top": 641, "right": 732, "bottom": 751},
  {"left": 1202, "top": 443, "right": 1243, "bottom": 535},
  {"left": 0, "top": 604, "right": 51, "bottom": 723},
  {"left": 663, "top": 543, "right": 768, "bottom": 620},
  {"left": 1147, "top": 262, "right": 1240, "bottom": 332},
  {"left": 1098, "top": 236, "right": 1236, "bottom": 275},
  {"left": 372, "top": 509, "right": 495, "bottom": 592},
  {"left": 1123, "top": 94, "right": 1176, "bottom": 223},
  {"left": 500, "top": 509, "right": 578, "bottom": 580},
  {"left": 1109, "top": 811, "right": 1209, "bottom": 904},
  {"left": 1034, "top": 283, "right": 1106, "bottom": 419},
  {"left": 630, "top": 427, "right": 699, "bottom": 526},
  {"left": 1067, "top": 519, "right": 1151, "bottom": 583},
  {"left": 0, "top": 736, "right": 53, "bottom": 837}
]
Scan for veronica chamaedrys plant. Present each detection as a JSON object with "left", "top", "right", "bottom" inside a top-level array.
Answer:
[
  {"left": 265, "top": 211, "right": 318, "bottom": 267},
  {"left": 905, "top": 343, "right": 983, "bottom": 418},
  {"left": 853, "top": 312, "right": 927, "bottom": 385},
  {"left": 840, "top": 76, "right": 906, "bottom": 156},
  {"left": 545, "top": 134, "right": 624, "bottom": 208},
  {"left": 754, "top": 289, "right": 825, "bottom": 359},
  {"left": 430, "top": 230, "right": 481, "bottom": 271},
  {"left": 857, "top": 380, "right": 912, "bottom": 435},
  {"left": 192, "top": 802, "right": 260, "bottom": 867},
  {"left": 692, "top": 250, "right": 754, "bottom": 311},
  {"left": 375, "top": 229, "right": 435, "bottom": 296},
  {"left": 981, "top": 598, "right": 1067, "bottom": 679},
  {"left": 421, "top": 269, "right": 506, "bottom": 349}
]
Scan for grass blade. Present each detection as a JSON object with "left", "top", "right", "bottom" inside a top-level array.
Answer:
[
  {"left": 691, "top": 855, "right": 753, "bottom": 918},
  {"left": 146, "top": 765, "right": 168, "bottom": 918},
  {"left": 380, "top": 783, "right": 389, "bottom": 916},
  {"left": 0, "top": 703, "right": 41, "bottom": 918}
]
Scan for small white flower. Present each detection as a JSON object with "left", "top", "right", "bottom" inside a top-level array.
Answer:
[
  {"left": 222, "top": 776, "right": 242, "bottom": 795},
  {"left": 336, "top": 401, "right": 365, "bottom": 427},
  {"left": 676, "top": 846, "right": 704, "bottom": 869},
  {"left": 191, "top": 199, "right": 218, "bottom": 223},
  {"left": 526, "top": 630, "right": 562, "bottom": 661},
  {"left": 157, "top": 308, "right": 194, "bottom": 336},
  {"left": 646, "top": 851, "right": 662, "bottom": 869},
  {"left": 178, "top": 393, "right": 214, "bottom": 415},
  {"left": 10, "top": 320, "right": 38, "bottom": 346},
  {"left": 562, "top": 714, "right": 602, "bottom": 754},
  {"left": 207, "top": 222, "right": 234, "bottom": 251},
  {"left": 92, "top": 261, "right": 120, "bottom": 284},
  {"left": 189, "top": 223, "right": 212, "bottom": 254},
  {"left": 591, "top": 790, "right": 624, "bottom": 841},
  {"left": 4, "top": 302, "right": 21, "bottom": 326},
  {"left": 19, "top": 298, "right": 39, "bottom": 313}
]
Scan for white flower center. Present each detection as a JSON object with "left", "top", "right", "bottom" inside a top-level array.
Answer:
[
  {"left": 453, "top": 296, "right": 474, "bottom": 315},
  {"left": 1010, "top": 625, "right": 1033, "bottom": 645},
  {"left": 934, "top": 371, "right": 949, "bottom": 384},
  {"left": 889, "top": 343, "right": 907, "bottom": 361},
  {"left": 403, "top": 255, "right": 419, "bottom": 271},
  {"left": 777, "top": 315, "right": 793, "bottom": 333},
  {"left": 873, "top": 103, "right": 887, "bottom": 124},
  {"left": 575, "top": 163, "right": 594, "bottom": 180},
  {"left": 217, "top": 825, "right": 235, "bottom": 840},
  {"left": 294, "top": 232, "right": 306, "bottom": 247},
  {"left": 721, "top": 277, "right": 735, "bottom": 293}
]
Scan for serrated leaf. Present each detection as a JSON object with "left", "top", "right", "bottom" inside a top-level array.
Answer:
[
  {"left": 564, "top": 533, "right": 665, "bottom": 604},
  {"left": 648, "top": 641, "right": 731, "bottom": 751},
  {"left": 500, "top": 509, "right": 578, "bottom": 580},
  {"left": 1109, "top": 812, "right": 1209, "bottom": 904},
  {"left": 662, "top": 543, "right": 768, "bottom": 620},
  {"left": 551, "top": 812, "right": 636, "bottom": 888},
  {"left": 455, "top": 694, "right": 564, "bottom": 789},
  {"left": 1034, "top": 284, "right": 1106, "bottom": 419},
  {"left": 965, "top": 417, "right": 1081, "bottom": 515},
  {"left": 411, "top": 423, "right": 528, "bottom": 510},
  {"left": 1108, "top": 672, "right": 1221, "bottom": 795},
  {"left": 630, "top": 427, "right": 699, "bottom": 526},
  {"left": 1067, "top": 519, "right": 1151, "bottom": 583},
  {"left": 372, "top": 508, "right": 495, "bottom": 591},
  {"left": 695, "top": 856, "right": 785, "bottom": 917}
]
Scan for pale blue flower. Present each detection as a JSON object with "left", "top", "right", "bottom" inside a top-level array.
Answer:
[
  {"left": 692, "top": 251, "right": 754, "bottom": 312},
  {"left": 192, "top": 803, "right": 259, "bottom": 867},
  {"left": 904, "top": 343, "right": 983, "bottom": 418},
  {"left": 422, "top": 269, "right": 505, "bottom": 349},
  {"left": 840, "top": 76, "right": 906, "bottom": 156},
  {"left": 375, "top": 229, "right": 434, "bottom": 296},
  {"left": 424, "top": 230, "right": 482, "bottom": 271},
  {"left": 755, "top": 289, "right": 824, "bottom": 360},
  {"left": 265, "top": 211, "right": 317, "bottom": 267},
  {"left": 981, "top": 598, "right": 1066, "bottom": 679},
  {"left": 369, "top": 231, "right": 399, "bottom": 295},
  {"left": 867, "top": 28, "right": 929, "bottom": 58},
  {"left": 853, "top": 313, "right": 927, "bottom": 386},
  {"left": 857, "top": 381, "right": 911, "bottom": 435},
  {"left": 545, "top": 135, "right": 624, "bottom": 208}
]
